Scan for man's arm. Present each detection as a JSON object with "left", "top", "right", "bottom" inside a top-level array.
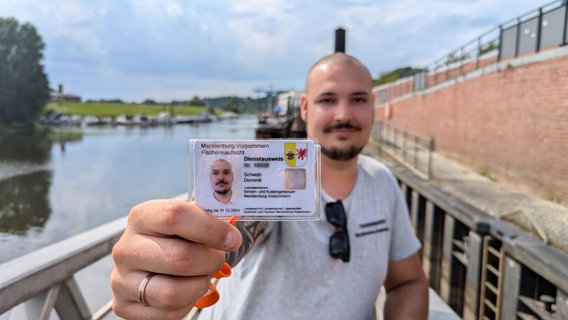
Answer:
[
  {"left": 383, "top": 252, "right": 429, "bottom": 320},
  {"left": 225, "top": 221, "right": 273, "bottom": 267}
]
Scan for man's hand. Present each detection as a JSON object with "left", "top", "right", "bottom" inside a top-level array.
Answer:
[{"left": 110, "top": 199, "right": 242, "bottom": 320}]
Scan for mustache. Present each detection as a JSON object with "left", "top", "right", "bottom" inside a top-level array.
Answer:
[
  {"left": 323, "top": 122, "right": 362, "bottom": 132},
  {"left": 215, "top": 180, "right": 228, "bottom": 186}
]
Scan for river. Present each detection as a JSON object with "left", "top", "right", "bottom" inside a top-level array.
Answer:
[{"left": 0, "top": 115, "right": 257, "bottom": 263}]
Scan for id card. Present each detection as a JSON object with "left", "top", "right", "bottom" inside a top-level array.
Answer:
[{"left": 189, "top": 139, "right": 320, "bottom": 220}]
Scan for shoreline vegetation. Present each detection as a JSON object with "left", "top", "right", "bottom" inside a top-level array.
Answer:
[
  {"left": 0, "top": 102, "right": 239, "bottom": 135},
  {"left": 39, "top": 101, "right": 241, "bottom": 127},
  {"left": 46, "top": 101, "right": 209, "bottom": 117}
]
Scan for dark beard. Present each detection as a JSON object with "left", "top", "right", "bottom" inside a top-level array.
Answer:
[
  {"left": 321, "top": 145, "right": 363, "bottom": 161},
  {"left": 215, "top": 189, "right": 230, "bottom": 195}
]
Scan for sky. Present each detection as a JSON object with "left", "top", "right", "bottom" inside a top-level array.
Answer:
[{"left": 1, "top": 0, "right": 554, "bottom": 102}]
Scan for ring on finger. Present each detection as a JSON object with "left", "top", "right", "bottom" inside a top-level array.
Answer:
[{"left": 138, "top": 272, "right": 156, "bottom": 307}]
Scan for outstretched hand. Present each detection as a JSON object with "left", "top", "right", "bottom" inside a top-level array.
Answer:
[{"left": 110, "top": 199, "right": 242, "bottom": 320}]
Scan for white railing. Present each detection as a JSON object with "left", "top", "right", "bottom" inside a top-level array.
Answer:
[{"left": 0, "top": 217, "right": 126, "bottom": 319}]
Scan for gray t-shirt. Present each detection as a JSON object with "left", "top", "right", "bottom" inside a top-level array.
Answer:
[{"left": 198, "top": 154, "right": 421, "bottom": 319}]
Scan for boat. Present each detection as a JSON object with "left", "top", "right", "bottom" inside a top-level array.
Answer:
[{"left": 255, "top": 90, "right": 306, "bottom": 139}]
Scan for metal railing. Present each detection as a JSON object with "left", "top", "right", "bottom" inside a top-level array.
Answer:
[
  {"left": 0, "top": 217, "right": 126, "bottom": 319},
  {"left": 391, "top": 164, "right": 568, "bottom": 320},
  {"left": 371, "top": 120, "right": 434, "bottom": 179},
  {"left": 377, "top": 0, "right": 568, "bottom": 103}
]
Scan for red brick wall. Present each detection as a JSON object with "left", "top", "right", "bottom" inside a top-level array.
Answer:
[{"left": 375, "top": 54, "right": 568, "bottom": 205}]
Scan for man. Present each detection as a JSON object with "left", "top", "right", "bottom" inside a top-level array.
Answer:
[
  {"left": 110, "top": 53, "right": 429, "bottom": 319},
  {"left": 210, "top": 159, "right": 233, "bottom": 204}
]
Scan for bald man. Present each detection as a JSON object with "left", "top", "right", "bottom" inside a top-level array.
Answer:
[{"left": 210, "top": 159, "right": 233, "bottom": 204}]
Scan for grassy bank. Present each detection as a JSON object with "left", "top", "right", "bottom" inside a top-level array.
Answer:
[{"left": 46, "top": 102, "right": 209, "bottom": 117}]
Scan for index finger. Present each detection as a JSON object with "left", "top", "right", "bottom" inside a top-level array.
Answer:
[{"left": 128, "top": 199, "right": 242, "bottom": 252}]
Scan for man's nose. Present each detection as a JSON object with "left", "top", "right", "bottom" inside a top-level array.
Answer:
[{"left": 334, "top": 100, "right": 353, "bottom": 121}]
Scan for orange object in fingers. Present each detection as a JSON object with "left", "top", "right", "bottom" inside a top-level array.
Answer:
[
  {"left": 211, "top": 262, "right": 232, "bottom": 279},
  {"left": 195, "top": 283, "right": 220, "bottom": 308},
  {"left": 195, "top": 217, "right": 239, "bottom": 308},
  {"left": 228, "top": 216, "right": 240, "bottom": 225}
]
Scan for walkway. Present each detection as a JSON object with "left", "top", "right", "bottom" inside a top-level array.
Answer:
[{"left": 364, "top": 143, "right": 568, "bottom": 255}]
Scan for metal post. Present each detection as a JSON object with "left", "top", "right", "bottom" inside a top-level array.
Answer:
[
  {"left": 335, "top": 27, "right": 346, "bottom": 53},
  {"left": 498, "top": 25, "right": 504, "bottom": 62},
  {"left": 515, "top": 18, "right": 521, "bottom": 57},
  {"left": 563, "top": 0, "right": 568, "bottom": 46},
  {"left": 536, "top": 8, "right": 543, "bottom": 53}
]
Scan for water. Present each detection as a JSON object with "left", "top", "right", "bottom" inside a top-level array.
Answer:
[{"left": 0, "top": 116, "right": 257, "bottom": 263}]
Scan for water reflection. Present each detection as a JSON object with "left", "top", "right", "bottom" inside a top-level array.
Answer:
[
  {"left": 0, "top": 131, "right": 51, "bottom": 162},
  {"left": 0, "top": 130, "right": 83, "bottom": 235},
  {"left": 0, "top": 170, "right": 51, "bottom": 234}
]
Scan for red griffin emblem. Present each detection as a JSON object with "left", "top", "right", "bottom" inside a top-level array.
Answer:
[{"left": 297, "top": 148, "right": 307, "bottom": 161}]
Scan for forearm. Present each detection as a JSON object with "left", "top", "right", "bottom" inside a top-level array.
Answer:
[
  {"left": 225, "top": 221, "right": 273, "bottom": 267},
  {"left": 383, "top": 280, "right": 429, "bottom": 320}
]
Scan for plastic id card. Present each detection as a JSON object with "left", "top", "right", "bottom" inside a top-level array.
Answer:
[{"left": 189, "top": 139, "right": 320, "bottom": 220}]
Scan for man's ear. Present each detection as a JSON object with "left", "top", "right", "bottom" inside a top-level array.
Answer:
[{"left": 300, "top": 95, "right": 308, "bottom": 121}]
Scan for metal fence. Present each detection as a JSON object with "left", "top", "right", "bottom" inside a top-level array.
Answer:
[
  {"left": 371, "top": 120, "right": 434, "bottom": 179},
  {"left": 391, "top": 165, "right": 568, "bottom": 320},
  {"left": 377, "top": 0, "right": 568, "bottom": 103}
]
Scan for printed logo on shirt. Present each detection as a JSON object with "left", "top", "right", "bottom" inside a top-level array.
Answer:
[{"left": 355, "top": 219, "right": 389, "bottom": 237}]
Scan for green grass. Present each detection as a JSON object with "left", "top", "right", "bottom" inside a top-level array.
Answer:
[{"left": 46, "top": 102, "right": 209, "bottom": 117}]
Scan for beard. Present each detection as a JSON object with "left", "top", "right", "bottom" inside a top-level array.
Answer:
[
  {"left": 215, "top": 189, "right": 230, "bottom": 195},
  {"left": 321, "top": 121, "right": 364, "bottom": 160},
  {"left": 214, "top": 181, "right": 231, "bottom": 194},
  {"left": 321, "top": 145, "right": 363, "bottom": 161}
]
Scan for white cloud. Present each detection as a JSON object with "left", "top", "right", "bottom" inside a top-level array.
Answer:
[{"left": 166, "top": 3, "right": 183, "bottom": 17}]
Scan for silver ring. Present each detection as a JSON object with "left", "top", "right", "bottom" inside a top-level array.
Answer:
[{"left": 138, "top": 273, "right": 156, "bottom": 307}]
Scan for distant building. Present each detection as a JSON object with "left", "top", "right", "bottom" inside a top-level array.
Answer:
[
  {"left": 50, "top": 84, "right": 81, "bottom": 103},
  {"left": 274, "top": 90, "right": 303, "bottom": 117}
]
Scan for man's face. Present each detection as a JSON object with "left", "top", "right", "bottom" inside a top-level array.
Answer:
[
  {"left": 210, "top": 160, "right": 233, "bottom": 195},
  {"left": 301, "top": 62, "right": 374, "bottom": 161}
]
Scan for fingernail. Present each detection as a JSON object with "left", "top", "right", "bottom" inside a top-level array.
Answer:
[{"left": 224, "top": 229, "right": 239, "bottom": 250}]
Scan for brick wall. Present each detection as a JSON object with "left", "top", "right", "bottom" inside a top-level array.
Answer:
[{"left": 375, "top": 53, "right": 568, "bottom": 205}]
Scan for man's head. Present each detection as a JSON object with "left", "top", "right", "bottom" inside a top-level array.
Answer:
[
  {"left": 300, "top": 53, "right": 374, "bottom": 162},
  {"left": 210, "top": 159, "right": 233, "bottom": 196}
]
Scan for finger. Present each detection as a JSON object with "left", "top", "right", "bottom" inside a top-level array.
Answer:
[
  {"left": 128, "top": 199, "right": 242, "bottom": 252},
  {"left": 111, "top": 268, "right": 210, "bottom": 312},
  {"left": 113, "top": 302, "right": 195, "bottom": 320},
  {"left": 113, "top": 231, "right": 227, "bottom": 276}
]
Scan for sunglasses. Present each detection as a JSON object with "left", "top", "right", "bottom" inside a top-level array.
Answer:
[{"left": 325, "top": 200, "right": 350, "bottom": 262}]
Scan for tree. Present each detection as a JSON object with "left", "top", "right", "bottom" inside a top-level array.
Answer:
[
  {"left": 0, "top": 17, "right": 50, "bottom": 126},
  {"left": 189, "top": 95, "right": 205, "bottom": 106},
  {"left": 373, "top": 66, "right": 424, "bottom": 86}
]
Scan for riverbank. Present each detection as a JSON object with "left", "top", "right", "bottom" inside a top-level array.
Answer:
[
  {"left": 41, "top": 102, "right": 242, "bottom": 127},
  {"left": 46, "top": 101, "right": 208, "bottom": 117}
]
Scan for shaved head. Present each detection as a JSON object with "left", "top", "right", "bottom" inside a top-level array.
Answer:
[{"left": 305, "top": 53, "right": 372, "bottom": 93}]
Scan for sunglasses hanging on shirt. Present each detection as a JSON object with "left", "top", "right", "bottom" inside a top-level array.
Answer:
[{"left": 325, "top": 200, "right": 350, "bottom": 262}]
